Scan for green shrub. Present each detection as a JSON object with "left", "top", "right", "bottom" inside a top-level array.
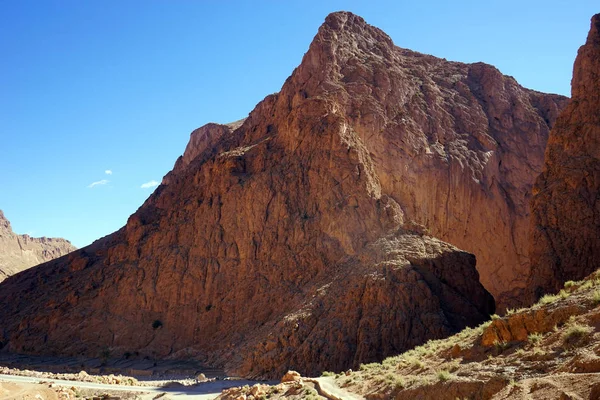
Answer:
[
  {"left": 437, "top": 370, "right": 451, "bottom": 382},
  {"left": 562, "top": 322, "right": 593, "bottom": 346},
  {"left": 528, "top": 332, "right": 543, "bottom": 345}
]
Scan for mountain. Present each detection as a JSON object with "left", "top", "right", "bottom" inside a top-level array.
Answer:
[
  {"left": 216, "top": 13, "right": 600, "bottom": 399},
  {"left": 0, "top": 210, "right": 75, "bottom": 282},
  {"left": 0, "top": 11, "right": 567, "bottom": 378},
  {"left": 528, "top": 14, "right": 600, "bottom": 301}
]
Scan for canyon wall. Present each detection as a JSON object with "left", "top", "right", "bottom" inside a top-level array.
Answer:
[{"left": 528, "top": 14, "right": 600, "bottom": 300}]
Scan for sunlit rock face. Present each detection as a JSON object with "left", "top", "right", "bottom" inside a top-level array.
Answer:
[{"left": 0, "top": 210, "right": 75, "bottom": 282}]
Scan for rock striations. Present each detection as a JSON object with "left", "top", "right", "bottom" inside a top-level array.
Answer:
[
  {"left": 0, "top": 210, "right": 75, "bottom": 282},
  {"left": 0, "top": 12, "right": 568, "bottom": 377},
  {"left": 528, "top": 14, "right": 600, "bottom": 300}
]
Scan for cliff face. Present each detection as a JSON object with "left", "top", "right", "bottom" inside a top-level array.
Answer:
[
  {"left": 284, "top": 13, "right": 567, "bottom": 309},
  {"left": 0, "top": 210, "right": 76, "bottom": 282},
  {"left": 528, "top": 14, "right": 600, "bottom": 300},
  {"left": 170, "top": 12, "right": 566, "bottom": 309},
  {"left": 0, "top": 11, "right": 568, "bottom": 378}
]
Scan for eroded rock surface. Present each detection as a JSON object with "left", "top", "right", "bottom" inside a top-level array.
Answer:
[
  {"left": 528, "top": 14, "right": 600, "bottom": 300},
  {"left": 0, "top": 11, "right": 567, "bottom": 377},
  {"left": 172, "top": 11, "right": 566, "bottom": 309},
  {"left": 0, "top": 210, "right": 75, "bottom": 282},
  {"left": 278, "top": 12, "right": 567, "bottom": 309}
]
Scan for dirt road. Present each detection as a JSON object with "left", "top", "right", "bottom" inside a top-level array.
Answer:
[{"left": 0, "top": 373, "right": 260, "bottom": 399}]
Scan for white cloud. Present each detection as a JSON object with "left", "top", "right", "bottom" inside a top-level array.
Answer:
[
  {"left": 88, "top": 179, "right": 109, "bottom": 188},
  {"left": 105, "top": 170, "right": 113, "bottom": 175},
  {"left": 140, "top": 180, "right": 159, "bottom": 189}
]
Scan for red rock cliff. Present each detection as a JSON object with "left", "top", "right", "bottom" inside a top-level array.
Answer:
[
  {"left": 276, "top": 12, "right": 566, "bottom": 309},
  {"left": 176, "top": 12, "right": 566, "bottom": 309},
  {"left": 0, "top": 11, "right": 567, "bottom": 377},
  {"left": 528, "top": 14, "right": 600, "bottom": 300}
]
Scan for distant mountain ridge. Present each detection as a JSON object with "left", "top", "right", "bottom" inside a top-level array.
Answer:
[{"left": 0, "top": 210, "right": 76, "bottom": 282}]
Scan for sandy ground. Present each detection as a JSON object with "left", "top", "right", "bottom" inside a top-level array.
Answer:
[{"left": 0, "top": 380, "right": 61, "bottom": 400}]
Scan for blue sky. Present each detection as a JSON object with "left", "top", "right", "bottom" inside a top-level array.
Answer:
[{"left": 0, "top": 1, "right": 597, "bottom": 248}]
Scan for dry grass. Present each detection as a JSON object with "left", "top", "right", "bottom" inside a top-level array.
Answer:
[
  {"left": 308, "top": 270, "right": 600, "bottom": 400},
  {"left": 562, "top": 321, "right": 593, "bottom": 346},
  {"left": 436, "top": 369, "right": 451, "bottom": 382},
  {"left": 528, "top": 332, "right": 544, "bottom": 345}
]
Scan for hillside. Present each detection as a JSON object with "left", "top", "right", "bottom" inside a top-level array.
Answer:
[
  {"left": 219, "top": 270, "right": 600, "bottom": 399},
  {"left": 0, "top": 210, "right": 75, "bottom": 282}
]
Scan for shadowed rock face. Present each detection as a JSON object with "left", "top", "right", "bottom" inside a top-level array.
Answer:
[
  {"left": 528, "top": 14, "right": 600, "bottom": 300},
  {"left": 0, "top": 11, "right": 567, "bottom": 377},
  {"left": 0, "top": 210, "right": 75, "bottom": 282}
]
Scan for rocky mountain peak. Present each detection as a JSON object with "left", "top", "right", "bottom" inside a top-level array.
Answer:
[
  {"left": 587, "top": 14, "right": 600, "bottom": 47},
  {"left": 320, "top": 11, "right": 394, "bottom": 47},
  {"left": 0, "top": 210, "right": 10, "bottom": 231},
  {"left": 571, "top": 14, "right": 600, "bottom": 101},
  {"left": 289, "top": 11, "right": 396, "bottom": 99}
]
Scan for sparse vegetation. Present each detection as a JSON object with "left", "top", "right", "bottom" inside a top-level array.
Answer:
[
  {"left": 528, "top": 332, "right": 544, "bottom": 345},
  {"left": 445, "top": 360, "right": 460, "bottom": 372},
  {"left": 536, "top": 289, "right": 570, "bottom": 306},
  {"left": 302, "top": 387, "right": 319, "bottom": 399},
  {"left": 302, "top": 269, "right": 600, "bottom": 400},
  {"left": 392, "top": 376, "right": 405, "bottom": 389},
  {"left": 508, "top": 379, "right": 521, "bottom": 387},
  {"left": 494, "top": 339, "right": 510, "bottom": 353},
  {"left": 359, "top": 362, "right": 380, "bottom": 371},
  {"left": 564, "top": 280, "right": 576, "bottom": 289},
  {"left": 562, "top": 321, "right": 593, "bottom": 346},
  {"left": 268, "top": 386, "right": 281, "bottom": 395},
  {"left": 401, "top": 355, "right": 424, "bottom": 369},
  {"left": 436, "top": 369, "right": 451, "bottom": 382},
  {"left": 532, "top": 347, "right": 547, "bottom": 357}
]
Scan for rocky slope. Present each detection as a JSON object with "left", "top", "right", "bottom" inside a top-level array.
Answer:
[
  {"left": 222, "top": 269, "right": 600, "bottom": 400},
  {"left": 528, "top": 14, "right": 600, "bottom": 301},
  {"left": 0, "top": 11, "right": 567, "bottom": 378},
  {"left": 0, "top": 210, "right": 75, "bottom": 282}
]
